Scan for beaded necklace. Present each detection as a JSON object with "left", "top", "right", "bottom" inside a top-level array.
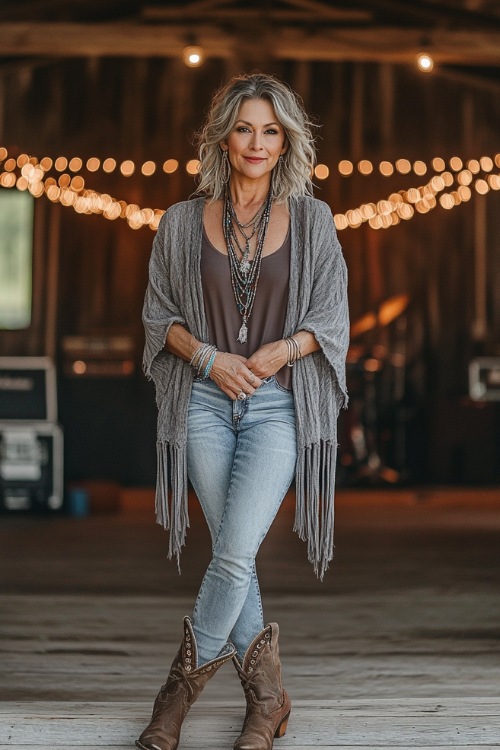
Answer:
[{"left": 223, "top": 185, "right": 273, "bottom": 344}]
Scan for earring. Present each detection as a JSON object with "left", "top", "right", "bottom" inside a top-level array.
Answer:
[{"left": 221, "top": 149, "right": 230, "bottom": 184}]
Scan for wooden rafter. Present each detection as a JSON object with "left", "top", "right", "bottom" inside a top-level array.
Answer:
[{"left": 1, "top": 22, "right": 500, "bottom": 65}]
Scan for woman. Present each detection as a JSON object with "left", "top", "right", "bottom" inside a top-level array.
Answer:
[{"left": 137, "top": 73, "right": 349, "bottom": 750}]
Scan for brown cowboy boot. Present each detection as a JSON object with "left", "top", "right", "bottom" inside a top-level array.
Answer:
[
  {"left": 233, "top": 623, "right": 291, "bottom": 750},
  {"left": 136, "top": 616, "right": 235, "bottom": 750}
]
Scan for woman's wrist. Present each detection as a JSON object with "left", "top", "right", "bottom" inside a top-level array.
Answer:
[{"left": 283, "top": 336, "right": 302, "bottom": 367}]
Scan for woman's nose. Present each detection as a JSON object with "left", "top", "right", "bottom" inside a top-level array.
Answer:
[{"left": 250, "top": 132, "right": 263, "bottom": 150}]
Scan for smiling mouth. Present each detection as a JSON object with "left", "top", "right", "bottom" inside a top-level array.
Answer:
[{"left": 244, "top": 157, "right": 266, "bottom": 162}]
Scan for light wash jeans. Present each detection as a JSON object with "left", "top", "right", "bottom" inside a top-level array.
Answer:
[{"left": 186, "top": 376, "right": 297, "bottom": 664}]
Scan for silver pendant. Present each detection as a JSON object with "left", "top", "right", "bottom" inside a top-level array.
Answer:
[
  {"left": 237, "top": 322, "right": 248, "bottom": 344},
  {"left": 240, "top": 259, "right": 251, "bottom": 276}
]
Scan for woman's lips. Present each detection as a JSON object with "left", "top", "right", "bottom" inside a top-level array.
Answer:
[{"left": 244, "top": 157, "right": 266, "bottom": 163}]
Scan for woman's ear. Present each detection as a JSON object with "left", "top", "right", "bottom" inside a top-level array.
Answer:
[
  {"left": 220, "top": 143, "right": 228, "bottom": 152},
  {"left": 280, "top": 139, "right": 288, "bottom": 155}
]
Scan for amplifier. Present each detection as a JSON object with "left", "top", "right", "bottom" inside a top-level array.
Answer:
[
  {"left": 0, "top": 357, "right": 57, "bottom": 421},
  {"left": 0, "top": 421, "right": 63, "bottom": 512},
  {"left": 469, "top": 357, "right": 500, "bottom": 401}
]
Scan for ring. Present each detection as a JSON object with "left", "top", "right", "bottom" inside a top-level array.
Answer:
[
  {"left": 237, "top": 391, "right": 247, "bottom": 400},
  {"left": 249, "top": 375, "right": 256, "bottom": 384}
]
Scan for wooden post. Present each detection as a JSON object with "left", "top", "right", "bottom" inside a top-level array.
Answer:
[
  {"left": 44, "top": 204, "right": 61, "bottom": 358},
  {"left": 472, "top": 194, "right": 487, "bottom": 342}
]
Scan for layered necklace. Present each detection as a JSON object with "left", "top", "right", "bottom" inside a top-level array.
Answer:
[{"left": 223, "top": 185, "right": 273, "bottom": 344}]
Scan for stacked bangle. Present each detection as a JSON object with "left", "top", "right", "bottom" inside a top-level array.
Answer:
[
  {"left": 190, "top": 343, "right": 218, "bottom": 379},
  {"left": 285, "top": 336, "right": 301, "bottom": 367}
]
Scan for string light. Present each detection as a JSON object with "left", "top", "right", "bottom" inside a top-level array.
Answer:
[
  {"left": 314, "top": 164, "right": 329, "bottom": 179},
  {"left": 1, "top": 146, "right": 497, "bottom": 234},
  {"left": 186, "top": 159, "right": 200, "bottom": 175},
  {"left": 163, "top": 159, "right": 179, "bottom": 173},
  {"left": 141, "top": 161, "right": 156, "bottom": 176}
]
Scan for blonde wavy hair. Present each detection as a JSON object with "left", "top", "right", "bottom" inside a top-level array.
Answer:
[{"left": 195, "top": 73, "right": 316, "bottom": 203}]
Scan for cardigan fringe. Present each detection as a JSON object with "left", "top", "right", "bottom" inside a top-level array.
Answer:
[
  {"left": 293, "top": 439, "right": 337, "bottom": 581},
  {"left": 155, "top": 440, "right": 189, "bottom": 571}
]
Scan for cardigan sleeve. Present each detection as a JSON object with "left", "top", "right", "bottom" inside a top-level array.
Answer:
[
  {"left": 142, "top": 210, "right": 188, "bottom": 380},
  {"left": 296, "top": 202, "right": 349, "bottom": 408}
]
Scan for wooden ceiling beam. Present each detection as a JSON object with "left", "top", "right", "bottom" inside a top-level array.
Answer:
[{"left": 1, "top": 23, "right": 500, "bottom": 65}]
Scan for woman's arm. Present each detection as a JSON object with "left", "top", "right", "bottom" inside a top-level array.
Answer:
[
  {"left": 245, "top": 331, "right": 320, "bottom": 379},
  {"left": 165, "top": 323, "right": 263, "bottom": 400}
]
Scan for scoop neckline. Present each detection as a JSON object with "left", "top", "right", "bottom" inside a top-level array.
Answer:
[{"left": 202, "top": 225, "right": 290, "bottom": 260}]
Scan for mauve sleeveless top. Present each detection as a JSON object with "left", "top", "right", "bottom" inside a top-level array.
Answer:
[{"left": 201, "top": 226, "right": 292, "bottom": 391}]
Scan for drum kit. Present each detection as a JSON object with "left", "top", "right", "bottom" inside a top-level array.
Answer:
[{"left": 338, "top": 294, "right": 410, "bottom": 485}]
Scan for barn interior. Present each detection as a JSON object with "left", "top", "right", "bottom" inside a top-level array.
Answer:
[{"left": 0, "top": 2, "right": 499, "bottom": 748}]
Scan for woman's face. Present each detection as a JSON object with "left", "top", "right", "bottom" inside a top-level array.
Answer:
[{"left": 223, "top": 98, "right": 287, "bottom": 184}]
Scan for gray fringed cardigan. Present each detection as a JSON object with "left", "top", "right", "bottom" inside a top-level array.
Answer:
[{"left": 143, "top": 195, "right": 349, "bottom": 579}]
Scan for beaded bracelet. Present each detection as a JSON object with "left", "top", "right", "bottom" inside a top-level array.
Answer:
[
  {"left": 192, "top": 344, "right": 218, "bottom": 379},
  {"left": 203, "top": 349, "right": 218, "bottom": 379}
]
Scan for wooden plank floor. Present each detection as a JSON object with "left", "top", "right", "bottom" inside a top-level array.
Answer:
[{"left": 1, "top": 489, "right": 500, "bottom": 748}]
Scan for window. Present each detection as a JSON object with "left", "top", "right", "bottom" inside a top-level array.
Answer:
[{"left": 0, "top": 188, "right": 34, "bottom": 329}]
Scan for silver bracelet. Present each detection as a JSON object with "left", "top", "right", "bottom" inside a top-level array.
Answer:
[{"left": 285, "top": 336, "right": 301, "bottom": 367}]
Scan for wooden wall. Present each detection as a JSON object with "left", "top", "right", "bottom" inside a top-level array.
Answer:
[{"left": 0, "top": 56, "right": 499, "bottom": 484}]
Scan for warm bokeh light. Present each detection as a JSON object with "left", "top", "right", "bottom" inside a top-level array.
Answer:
[
  {"left": 413, "top": 160, "right": 427, "bottom": 176},
  {"left": 55, "top": 156, "right": 68, "bottom": 171},
  {"left": 432, "top": 157, "right": 445, "bottom": 172},
  {"left": 4, "top": 158, "right": 16, "bottom": 171},
  {"left": 71, "top": 176, "right": 85, "bottom": 191},
  {"left": 87, "top": 157, "right": 100, "bottom": 172},
  {"left": 58, "top": 174, "right": 71, "bottom": 188},
  {"left": 474, "top": 179, "right": 489, "bottom": 195},
  {"left": 182, "top": 46, "right": 204, "bottom": 67},
  {"left": 467, "top": 159, "right": 480, "bottom": 174},
  {"left": 73, "top": 361, "right": 87, "bottom": 375},
  {"left": 120, "top": 160, "right": 135, "bottom": 176},
  {"left": 338, "top": 160, "right": 353, "bottom": 176},
  {"left": 0, "top": 172, "right": 16, "bottom": 187},
  {"left": 439, "top": 194, "right": 454, "bottom": 209},
  {"left": 457, "top": 169, "right": 472, "bottom": 186},
  {"left": 334, "top": 214, "right": 348, "bottom": 230},
  {"left": 0, "top": 147, "right": 7, "bottom": 161},
  {"left": 441, "top": 171, "right": 454, "bottom": 187},
  {"left": 16, "top": 176, "right": 28, "bottom": 191},
  {"left": 416, "top": 53, "right": 434, "bottom": 73},
  {"left": 395, "top": 158, "right": 411, "bottom": 174},
  {"left": 103, "top": 158, "right": 117, "bottom": 173},
  {"left": 40, "top": 157, "right": 53, "bottom": 171},
  {"left": 449, "top": 156, "right": 463, "bottom": 171},
  {"left": 314, "top": 164, "right": 329, "bottom": 179},
  {"left": 186, "top": 159, "right": 200, "bottom": 175},
  {"left": 163, "top": 159, "right": 179, "bottom": 173},
  {"left": 141, "top": 161, "right": 156, "bottom": 176},
  {"left": 480, "top": 156, "right": 493, "bottom": 172},
  {"left": 488, "top": 174, "right": 500, "bottom": 190},
  {"left": 358, "top": 159, "right": 373, "bottom": 175},
  {"left": 376, "top": 200, "right": 392, "bottom": 215},
  {"left": 458, "top": 185, "right": 472, "bottom": 201},
  {"left": 379, "top": 161, "right": 394, "bottom": 176},
  {"left": 360, "top": 203, "right": 376, "bottom": 219},
  {"left": 69, "top": 157, "right": 83, "bottom": 172}
]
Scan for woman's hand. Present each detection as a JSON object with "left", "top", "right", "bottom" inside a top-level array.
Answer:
[
  {"left": 245, "top": 340, "right": 288, "bottom": 379},
  {"left": 209, "top": 352, "right": 263, "bottom": 400}
]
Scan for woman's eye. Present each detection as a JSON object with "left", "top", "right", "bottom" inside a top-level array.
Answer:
[
  {"left": 266, "top": 129, "right": 278, "bottom": 135},
  {"left": 236, "top": 126, "right": 250, "bottom": 133}
]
